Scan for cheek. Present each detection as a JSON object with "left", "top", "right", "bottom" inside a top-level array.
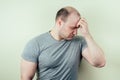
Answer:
[
  {"left": 60, "top": 27, "right": 66, "bottom": 33},
  {"left": 66, "top": 28, "right": 73, "bottom": 34},
  {"left": 64, "top": 28, "right": 71, "bottom": 35},
  {"left": 60, "top": 26, "right": 67, "bottom": 33},
  {"left": 60, "top": 25, "right": 73, "bottom": 35},
  {"left": 59, "top": 27, "right": 66, "bottom": 36}
]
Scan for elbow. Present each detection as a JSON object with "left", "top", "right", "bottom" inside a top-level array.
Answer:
[
  {"left": 92, "top": 59, "right": 106, "bottom": 68},
  {"left": 93, "top": 61, "right": 106, "bottom": 68}
]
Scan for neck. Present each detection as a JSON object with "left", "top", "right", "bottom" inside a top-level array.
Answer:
[{"left": 50, "top": 27, "right": 63, "bottom": 41}]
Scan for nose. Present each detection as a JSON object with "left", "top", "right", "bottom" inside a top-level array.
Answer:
[{"left": 73, "top": 29, "right": 77, "bottom": 35}]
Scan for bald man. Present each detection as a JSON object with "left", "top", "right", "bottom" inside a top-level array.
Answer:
[{"left": 21, "top": 6, "right": 106, "bottom": 80}]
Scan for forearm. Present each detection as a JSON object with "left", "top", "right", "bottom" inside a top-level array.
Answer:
[
  {"left": 78, "top": 17, "right": 106, "bottom": 67},
  {"left": 21, "top": 75, "right": 33, "bottom": 80},
  {"left": 84, "top": 34, "right": 106, "bottom": 67}
]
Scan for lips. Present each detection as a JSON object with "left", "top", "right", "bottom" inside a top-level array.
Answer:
[{"left": 69, "top": 35, "right": 74, "bottom": 38}]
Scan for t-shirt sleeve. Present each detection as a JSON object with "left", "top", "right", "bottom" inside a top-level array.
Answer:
[
  {"left": 22, "top": 39, "right": 40, "bottom": 63},
  {"left": 81, "top": 36, "right": 88, "bottom": 51}
]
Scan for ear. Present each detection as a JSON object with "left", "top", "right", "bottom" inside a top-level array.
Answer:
[{"left": 57, "top": 18, "right": 64, "bottom": 26}]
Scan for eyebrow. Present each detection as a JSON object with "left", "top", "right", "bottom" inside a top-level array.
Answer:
[{"left": 71, "top": 26, "right": 80, "bottom": 29}]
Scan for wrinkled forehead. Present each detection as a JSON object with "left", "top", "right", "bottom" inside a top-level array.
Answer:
[{"left": 66, "top": 13, "right": 81, "bottom": 25}]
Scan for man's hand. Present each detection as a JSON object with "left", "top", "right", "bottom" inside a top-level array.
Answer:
[
  {"left": 78, "top": 18, "right": 106, "bottom": 68},
  {"left": 77, "top": 18, "right": 90, "bottom": 37}
]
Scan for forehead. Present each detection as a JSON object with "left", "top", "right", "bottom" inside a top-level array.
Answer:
[{"left": 66, "top": 13, "right": 80, "bottom": 25}]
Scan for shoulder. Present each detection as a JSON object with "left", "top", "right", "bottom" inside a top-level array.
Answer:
[
  {"left": 29, "top": 32, "right": 49, "bottom": 43},
  {"left": 24, "top": 32, "right": 48, "bottom": 48},
  {"left": 35, "top": 32, "right": 49, "bottom": 40}
]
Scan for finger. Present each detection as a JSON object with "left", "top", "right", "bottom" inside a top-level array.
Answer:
[
  {"left": 80, "top": 19, "right": 88, "bottom": 26},
  {"left": 79, "top": 20, "right": 87, "bottom": 26},
  {"left": 78, "top": 25, "right": 82, "bottom": 28},
  {"left": 80, "top": 17, "right": 87, "bottom": 23},
  {"left": 77, "top": 21, "right": 81, "bottom": 28},
  {"left": 77, "top": 17, "right": 87, "bottom": 28},
  {"left": 79, "top": 23, "right": 84, "bottom": 29}
]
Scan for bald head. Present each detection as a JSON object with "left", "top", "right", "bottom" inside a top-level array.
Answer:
[{"left": 55, "top": 6, "right": 80, "bottom": 22}]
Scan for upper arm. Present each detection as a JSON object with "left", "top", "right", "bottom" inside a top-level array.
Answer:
[
  {"left": 82, "top": 47, "right": 93, "bottom": 65},
  {"left": 20, "top": 59, "right": 37, "bottom": 80},
  {"left": 82, "top": 47, "right": 104, "bottom": 67},
  {"left": 21, "top": 38, "right": 40, "bottom": 80}
]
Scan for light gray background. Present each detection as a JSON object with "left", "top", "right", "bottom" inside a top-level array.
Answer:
[{"left": 0, "top": 0, "right": 120, "bottom": 80}]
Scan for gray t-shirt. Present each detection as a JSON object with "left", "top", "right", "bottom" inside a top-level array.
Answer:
[{"left": 22, "top": 32, "right": 87, "bottom": 80}]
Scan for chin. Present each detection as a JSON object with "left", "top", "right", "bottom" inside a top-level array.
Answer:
[{"left": 66, "top": 37, "right": 73, "bottom": 40}]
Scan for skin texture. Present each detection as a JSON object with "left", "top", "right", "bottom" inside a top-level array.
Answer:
[
  {"left": 51, "top": 12, "right": 80, "bottom": 41},
  {"left": 21, "top": 59, "right": 37, "bottom": 80},
  {"left": 21, "top": 7, "right": 106, "bottom": 80}
]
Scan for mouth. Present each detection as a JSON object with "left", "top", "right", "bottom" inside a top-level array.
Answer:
[
  {"left": 70, "top": 35, "right": 75, "bottom": 38},
  {"left": 67, "top": 35, "right": 75, "bottom": 39}
]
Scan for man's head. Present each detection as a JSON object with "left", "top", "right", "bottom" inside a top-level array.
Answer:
[{"left": 55, "top": 6, "right": 81, "bottom": 40}]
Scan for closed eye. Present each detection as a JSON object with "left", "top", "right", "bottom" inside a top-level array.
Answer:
[{"left": 70, "top": 26, "right": 80, "bottom": 30}]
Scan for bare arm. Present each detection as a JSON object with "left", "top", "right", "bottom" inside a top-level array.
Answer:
[
  {"left": 82, "top": 35, "right": 106, "bottom": 67},
  {"left": 78, "top": 18, "right": 106, "bottom": 67},
  {"left": 20, "top": 59, "right": 37, "bottom": 80}
]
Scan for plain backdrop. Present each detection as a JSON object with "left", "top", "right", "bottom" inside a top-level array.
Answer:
[{"left": 0, "top": 0, "right": 120, "bottom": 80}]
